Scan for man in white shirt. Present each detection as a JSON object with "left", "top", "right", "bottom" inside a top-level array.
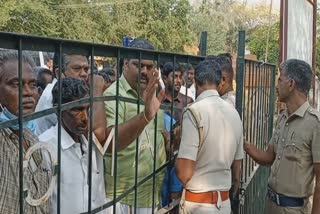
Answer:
[
  {"left": 39, "top": 78, "right": 110, "bottom": 214},
  {"left": 35, "top": 52, "right": 90, "bottom": 135},
  {"left": 180, "top": 64, "right": 195, "bottom": 101}
]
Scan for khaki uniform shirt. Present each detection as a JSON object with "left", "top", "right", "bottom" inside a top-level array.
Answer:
[
  {"left": 268, "top": 102, "right": 320, "bottom": 197},
  {"left": 0, "top": 128, "right": 50, "bottom": 214},
  {"left": 178, "top": 90, "right": 244, "bottom": 193}
]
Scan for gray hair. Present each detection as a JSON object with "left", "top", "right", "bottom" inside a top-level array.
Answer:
[
  {"left": 280, "top": 59, "right": 312, "bottom": 95},
  {"left": 0, "top": 50, "right": 35, "bottom": 78},
  {"left": 195, "top": 60, "right": 222, "bottom": 86}
]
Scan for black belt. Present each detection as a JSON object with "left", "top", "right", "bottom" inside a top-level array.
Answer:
[{"left": 267, "top": 187, "right": 304, "bottom": 207}]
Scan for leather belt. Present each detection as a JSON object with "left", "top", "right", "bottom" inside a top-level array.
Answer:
[
  {"left": 267, "top": 187, "right": 304, "bottom": 207},
  {"left": 185, "top": 189, "right": 229, "bottom": 204}
]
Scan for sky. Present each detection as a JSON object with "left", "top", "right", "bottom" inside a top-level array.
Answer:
[
  {"left": 244, "top": 0, "right": 280, "bottom": 10},
  {"left": 189, "top": 0, "right": 281, "bottom": 11}
]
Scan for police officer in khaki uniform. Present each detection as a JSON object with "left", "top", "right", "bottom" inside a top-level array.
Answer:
[
  {"left": 175, "top": 59, "right": 244, "bottom": 214},
  {"left": 245, "top": 59, "right": 320, "bottom": 214}
]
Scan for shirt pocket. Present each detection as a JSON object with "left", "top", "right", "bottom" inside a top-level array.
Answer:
[{"left": 284, "top": 141, "right": 307, "bottom": 161}]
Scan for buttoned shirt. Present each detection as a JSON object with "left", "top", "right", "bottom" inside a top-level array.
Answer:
[
  {"left": 0, "top": 128, "right": 50, "bottom": 214},
  {"left": 163, "top": 92, "right": 193, "bottom": 123},
  {"left": 35, "top": 78, "right": 57, "bottom": 136},
  {"left": 38, "top": 125, "right": 108, "bottom": 214},
  {"left": 178, "top": 90, "right": 244, "bottom": 192},
  {"left": 268, "top": 101, "right": 320, "bottom": 197},
  {"left": 221, "top": 90, "right": 236, "bottom": 107},
  {"left": 103, "top": 75, "right": 166, "bottom": 207}
]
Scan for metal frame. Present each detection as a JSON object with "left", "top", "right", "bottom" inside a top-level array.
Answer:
[
  {"left": 236, "top": 31, "right": 276, "bottom": 214},
  {"left": 0, "top": 31, "right": 204, "bottom": 214}
]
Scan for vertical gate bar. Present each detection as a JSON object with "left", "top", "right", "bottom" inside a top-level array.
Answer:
[
  {"left": 134, "top": 52, "right": 143, "bottom": 213},
  {"left": 113, "top": 49, "right": 121, "bottom": 214},
  {"left": 266, "top": 66, "right": 270, "bottom": 147},
  {"left": 152, "top": 55, "right": 160, "bottom": 212},
  {"left": 245, "top": 61, "right": 253, "bottom": 183},
  {"left": 236, "top": 30, "right": 246, "bottom": 186},
  {"left": 257, "top": 63, "right": 262, "bottom": 152},
  {"left": 263, "top": 65, "right": 268, "bottom": 149},
  {"left": 235, "top": 31, "right": 245, "bottom": 118},
  {"left": 268, "top": 66, "right": 276, "bottom": 140},
  {"left": 248, "top": 61, "right": 254, "bottom": 181},
  {"left": 87, "top": 46, "right": 95, "bottom": 213},
  {"left": 262, "top": 64, "right": 266, "bottom": 150},
  {"left": 18, "top": 38, "right": 24, "bottom": 214},
  {"left": 242, "top": 60, "right": 247, "bottom": 135},
  {"left": 57, "top": 43, "right": 63, "bottom": 214}
]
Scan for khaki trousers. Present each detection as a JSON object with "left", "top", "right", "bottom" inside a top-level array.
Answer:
[{"left": 265, "top": 198, "right": 311, "bottom": 214}]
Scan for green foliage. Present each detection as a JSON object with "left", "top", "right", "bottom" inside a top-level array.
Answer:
[
  {"left": 0, "top": 0, "right": 281, "bottom": 59},
  {"left": 247, "top": 22, "right": 279, "bottom": 64}
]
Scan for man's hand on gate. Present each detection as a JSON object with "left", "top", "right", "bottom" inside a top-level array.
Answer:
[{"left": 143, "top": 69, "right": 165, "bottom": 121}]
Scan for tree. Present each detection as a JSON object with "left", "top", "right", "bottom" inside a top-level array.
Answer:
[
  {"left": 247, "top": 22, "right": 279, "bottom": 64},
  {"left": 0, "top": 0, "right": 58, "bottom": 36}
]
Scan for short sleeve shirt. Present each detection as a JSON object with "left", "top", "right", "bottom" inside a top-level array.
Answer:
[
  {"left": 103, "top": 75, "right": 166, "bottom": 207},
  {"left": 268, "top": 102, "right": 320, "bottom": 197},
  {"left": 178, "top": 90, "right": 243, "bottom": 192}
]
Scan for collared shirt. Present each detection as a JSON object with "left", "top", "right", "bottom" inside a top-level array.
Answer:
[
  {"left": 178, "top": 89, "right": 244, "bottom": 193},
  {"left": 221, "top": 90, "right": 236, "bottom": 107},
  {"left": 0, "top": 128, "right": 50, "bottom": 214},
  {"left": 163, "top": 92, "right": 193, "bottom": 123},
  {"left": 103, "top": 75, "right": 166, "bottom": 207},
  {"left": 38, "top": 125, "right": 108, "bottom": 214},
  {"left": 35, "top": 78, "right": 58, "bottom": 136},
  {"left": 268, "top": 101, "right": 320, "bottom": 197},
  {"left": 180, "top": 84, "right": 195, "bottom": 101}
]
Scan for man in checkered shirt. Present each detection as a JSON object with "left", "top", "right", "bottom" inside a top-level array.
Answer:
[{"left": 0, "top": 50, "right": 51, "bottom": 214}]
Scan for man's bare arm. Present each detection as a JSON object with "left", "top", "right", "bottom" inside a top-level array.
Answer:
[
  {"left": 244, "top": 143, "right": 275, "bottom": 166},
  {"left": 91, "top": 75, "right": 108, "bottom": 144},
  {"left": 231, "top": 159, "right": 242, "bottom": 198},
  {"left": 106, "top": 69, "right": 165, "bottom": 152},
  {"left": 312, "top": 163, "right": 320, "bottom": 214},
  {"left": 175, "top": 158, "right": 195, "bottom": 186}
]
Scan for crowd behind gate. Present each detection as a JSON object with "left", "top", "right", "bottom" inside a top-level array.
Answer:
[{"left": 0, "top": 37, "right": 319, "bottom": 214}]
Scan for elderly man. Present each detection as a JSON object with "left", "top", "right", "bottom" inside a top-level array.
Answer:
[
  {"left": 0, "top": 50, "right": 51, "bottom": 213},
  {"left": 245, "top": 59, "right": 320, "bottom": 214},
  {"left": 98, "top": 38, "right": 167, "bottom": 213},
  {"left": 39, "top": 78, "right": 109, "bottom": 214},
  {"left": 176, "top": 59, "right": 243, "bottom": 214}
]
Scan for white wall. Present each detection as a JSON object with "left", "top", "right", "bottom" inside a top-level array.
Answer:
[{"left": 286, "top": 0, "right": 313, "bottom": 66}]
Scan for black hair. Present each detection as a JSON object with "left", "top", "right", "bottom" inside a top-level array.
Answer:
[
  {"left": 34, "top": 67, "right": 53, "bottom": 91},
  {"left": 216, "top": 53, "right": 233, "bottom": 75},
  {"left": 195, "top": 59, "right": 222, "bottom": 86},
  {"left": 162, "top": 62, "right": 182, "bottom": 77},
  {"left": 52, "top": 78, "right": 89, "bottom": 106},
  {"left": 128, "top": 38, "right": 155, "bottom": 50},
  {"left": 96, "top": 67, "right": 115, "bottom": 82}
]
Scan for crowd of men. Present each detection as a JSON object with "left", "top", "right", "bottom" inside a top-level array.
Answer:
[{"left": 0, "top": 37, "right": 319, "bottom": 214}]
